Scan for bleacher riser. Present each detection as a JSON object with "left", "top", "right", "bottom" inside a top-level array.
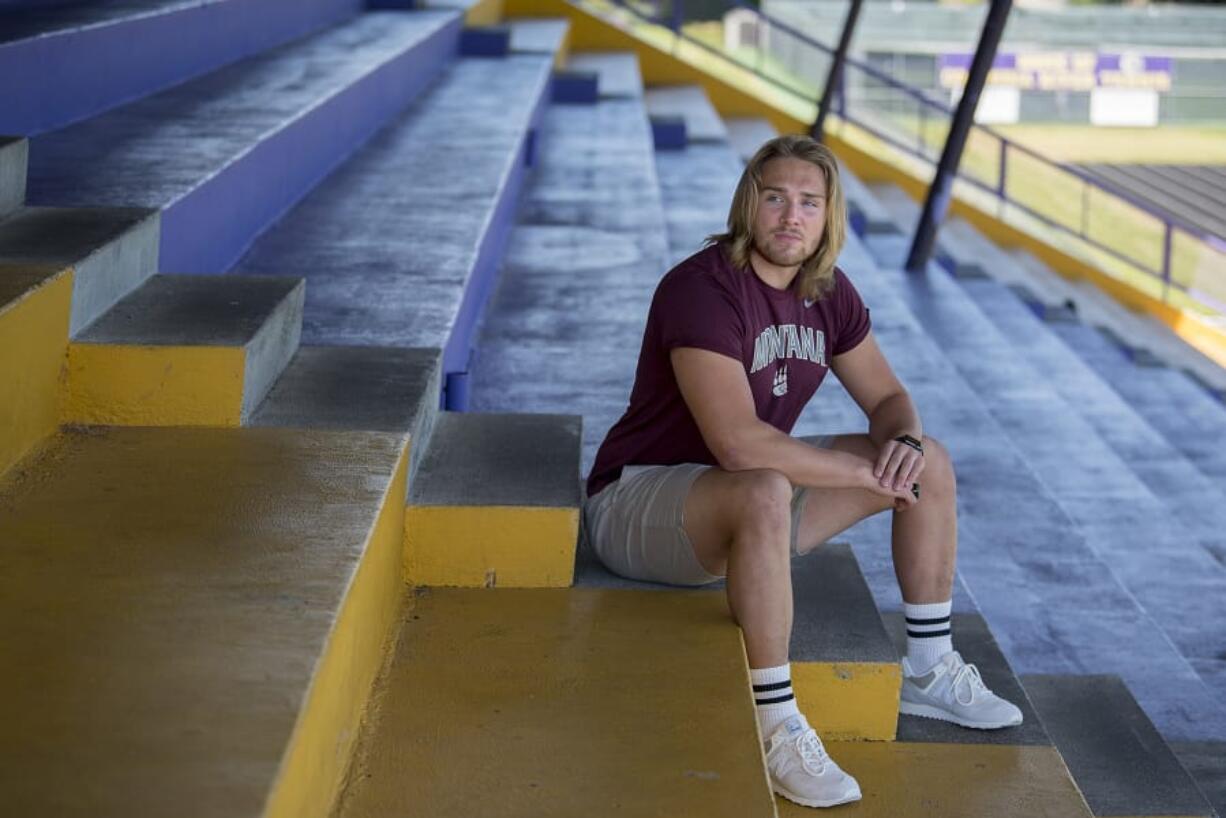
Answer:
[
  {"left": 0, "top": 137, "right": 26, "bottom": 216},
  {"left": 158, "top": 18, "right": 463, "bottom": 275},
  {"left": 0, "top": 264, "right": 70, "bottom": 476},
  {"left": 441, "top": 73, "right": 550, "bottom": 411},
  {"left": 0, "top": 0, "right": 365, "bottom": 136}
]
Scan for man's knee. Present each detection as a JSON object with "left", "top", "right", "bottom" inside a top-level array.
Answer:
[
  {"left": 921, "top": 435, "right": 955, "bottom": 492},
  {"left": 728, "top": 468, "right": 793, "bottom": 535}
]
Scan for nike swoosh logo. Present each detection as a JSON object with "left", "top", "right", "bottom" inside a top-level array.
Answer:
[{"left": 803, "top": 298, "right": 815, "bottom": 308}]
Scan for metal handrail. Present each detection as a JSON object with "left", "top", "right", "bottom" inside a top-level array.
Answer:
[{"left": 601, "top": 0, "right": 1222, "bottom": 301}]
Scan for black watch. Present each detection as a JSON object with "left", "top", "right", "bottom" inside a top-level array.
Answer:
[{"left": 894, "top": 434, "right": 923, "bottom": 454}]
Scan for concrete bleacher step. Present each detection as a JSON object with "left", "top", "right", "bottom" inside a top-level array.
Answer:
[
  {"left": 950, "top": 271, "right": 1226, "bottom": 573},
  {"left": 575, "top": 541, "right": 902, "bottom": 741},
  {"left": 0, "top": 135, "right": 25, "bottom": 216},
  {"left": 231, "top": 49, "right": 554, "bottom": 409},
  {"left": 251, "top": 346, "right": 442, "bottom": 483},
  {"left": 406, "top": 412, "right": 582, "bottom": 588},
  {"left": 646, "top": 85, "right": 742, "bottom": 261},
  {"left": 0, "top": 205, "right": 159, "bottom": 335},
  {"left": 0, "top": 424, "right": 411, "bottom": 818},
  {"left": 834, "top": 225, "right": 1226, "bottom": 747},
  {"left": 467, "top": 49, "right": 670, "bottom": 470},
  {"left": 508, "top": 16, "right": 570, "bottom": 63},
  {"left": 334, "top": 587, "right": 777, "bottom": 818},
  {"left": 0, "top": 0, "right": 362, "bottom": 135},
  {"left": 839, "top": 163, "right": 903, "bottom": 238},
  {"left": 0, "top": 262, "right": 69, "bottom": 476},
  {"left": 27, "top": 8, "right": 460, "bottom": 273},
  {"left": 725, "top": 117, "right": 777, "bottom": 163},
  {"left": 1008, "top": 248, "right": 1226, "bottom": 398},
  {"left": 1024, "top": 674, "right": 1217, "bottom": 818},
  {"left": 644, "top": 85, "right": 730, "bottom": 144},
  {"left": 1048, "top": 318, "right": 1226, "bottom": 493},
  {"left": 900, "top": 199, "right": 1226, "bottom": 565},
  {"left": 62, "top": 273, "right": 304, "bottom": 427},
  {"left": 780, "top": 613, "right": 1092, "bottom": 818},
  {"left": 567, "top": 51, "right": 642, "bottom": 98},
  {"left": 246, "top": 342, "right": 450, "bottom": 531},
  {"left": 865, "top": 183, "right": 1226, "bottom": 725}
]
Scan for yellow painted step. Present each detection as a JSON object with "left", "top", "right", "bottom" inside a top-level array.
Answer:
[
  {"left": 405, "top": 413, "right": 581, "bottom": 588},
  {"left": 335, "top": 588, "right": 777, "bottom": 818},
  {"left": 63, "top": 274, "right": 303, "bottom": 427},
  {"left": 0, "top": 426, "right": 409, "bottom": 818},
  {"left": 776, "top": 741, "right": 1092, "bottom": 817},
  {"left": 0, "top": 262, "right": 71, "bottom": 476}
]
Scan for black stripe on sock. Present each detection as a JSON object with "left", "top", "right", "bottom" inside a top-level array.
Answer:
[
  {"left": 907, "top": 628, "right": 952, "bottom": 638},
  {"left": 752, "top": 680, "right": 792, "bottom": 693},
  {"left": 755, "top": 693, "right": 796, "bottom": 706},
  {"left": 905, "top": 616, "right": 951, "bottom": 626}
]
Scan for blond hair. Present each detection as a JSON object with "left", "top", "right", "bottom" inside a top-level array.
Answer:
[{"left": 708, "top": 134, "right": 847, "bottom": 301}]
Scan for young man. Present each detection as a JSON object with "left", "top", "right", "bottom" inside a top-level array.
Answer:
[{"left": 583, "top": 135, "right": 1022, "bottom": 808}]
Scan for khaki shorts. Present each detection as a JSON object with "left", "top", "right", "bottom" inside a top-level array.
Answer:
[{"left": 583, "top": 435, "right": 836, "bottom": 587}]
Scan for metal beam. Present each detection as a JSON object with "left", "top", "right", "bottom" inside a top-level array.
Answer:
[
  {"left": 811, "top": 0, "right": 863, "bottom": 143},
  {"left": 905, "top": 0, "right": 1013, "bottom": 273}
]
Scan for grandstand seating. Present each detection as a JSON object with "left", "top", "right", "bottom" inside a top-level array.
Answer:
[{"left": 0, "top": 0, "right": 1222, "bottom": 815}]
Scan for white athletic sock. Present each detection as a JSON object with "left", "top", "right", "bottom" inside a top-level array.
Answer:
[
  {"left": 750, "top": 664, "right": 801, "bottom": 738},
  {"left": 904, "top": 600, "right": 953, "bottom": 674}
]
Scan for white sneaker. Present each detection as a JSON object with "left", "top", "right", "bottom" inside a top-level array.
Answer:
[
  {"left": 763, "top": 715, "right": 862, "bottom": 808},
  {"left": 900, "top": 651, "right": 1024, "bottom": 729}
]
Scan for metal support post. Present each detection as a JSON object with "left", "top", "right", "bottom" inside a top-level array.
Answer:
[
  {"left": 905, "top": 0, "right": 1012, "bottom": 273},
  {"left": 811, "top": 0, "right": 863, "bottom": 142}
]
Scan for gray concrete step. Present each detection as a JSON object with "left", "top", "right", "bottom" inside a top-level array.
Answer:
[
  {"left": 1022, "top": 674, "right": 1218, "bottom": 818},
  {"left": 959, "top": 274, "right": 1226, "bottom": 558},
  {"left": 231, "top": 52, "right": 554, "bottom": 405},
  {"left": 655, "top": 141, "right": 743, "bottom": 263},
  {"left": 251, "top": 346, "right": 441, "bottom": 489},
  {"left": 644, "top": 85, "right": 729, "bottom": 143},
  {"left": 863, "top": 188, "right": 1226, "bottom": 726},
  {"left": 567, "top": 52, "right": 642, "bottom": 99},
  {"left": 507, "top": 17, "right": 569, "bottom": 56},
  {"left": 1048, "top": 319, "right": 1226, "bottom": 525},
  {"left": 0, "top": 205, "right": 159, "bottom": 335},
  {"left": 870, "top": 189, "right": 1226, "bottom": 571},
  {"left": 724, "top": 117, "right": 776, "bottom": 163},
  {"left": 839, "top": 161, "right": 901, "bottom": 238},
  {"left": 1024, "top": 252, "right": 1226, "bottom": 398},
  {"left": 469, "top": 53, "right": 669, "bottom": 471},
  {"left": 69, "top": 273, "right": 303, "bottom": 425},
  {"left": 0, "top": 136, "right": 25, "bottom": 217},
  {"left": 409, "top": 411, "right": 581, "bottom": 509},
  {"left": 1169, "top": 741, "right": 1226, "bottom": 818},
  {"left": 842, "top": 226, "right": 1226, "bottom": 745},
  {"left": 28, "top": 9, "right": 460, "bottom": 273}
]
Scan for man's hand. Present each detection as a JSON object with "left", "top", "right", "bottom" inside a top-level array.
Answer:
[{"left": 874, "top": 438, "right": 924, "bottom": 511}]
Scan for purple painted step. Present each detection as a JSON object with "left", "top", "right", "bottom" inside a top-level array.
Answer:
[
  {"left": 0, "top": 0, "right": 364, "bottom": 135},
  {"left": 231, "top": 53, "right": 554, "bottom": 411},
  {"left": 26, "top": 9, "right": 460, "bottom": 274}
]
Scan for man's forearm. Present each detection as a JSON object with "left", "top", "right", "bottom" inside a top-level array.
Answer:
[
  {"left": 715, "top": 422, "right": 877, "bottom": 491},
  {"left": 868, "top": 391, "right": 922, "bottom": 449}
]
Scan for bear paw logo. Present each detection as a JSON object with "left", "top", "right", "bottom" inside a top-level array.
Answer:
[{"left": 772, "top": 365, "right": 788, "bottom": 397}]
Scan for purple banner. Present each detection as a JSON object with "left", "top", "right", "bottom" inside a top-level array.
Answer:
[{"left": 938, "top": 52, "right": 1172, "bottom": 92}]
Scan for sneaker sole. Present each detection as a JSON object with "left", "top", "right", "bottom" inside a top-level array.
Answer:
[
  {"left": 774, "top": 784, "right": 862, "bottom": 809},
  {"left": 898, "top": 700, "right": 1023, "bottom": 730}
]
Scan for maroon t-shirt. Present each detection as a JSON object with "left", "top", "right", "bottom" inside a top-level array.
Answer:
[{"left": 587, "top": 243, "right": 872, "bottom": 497}]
